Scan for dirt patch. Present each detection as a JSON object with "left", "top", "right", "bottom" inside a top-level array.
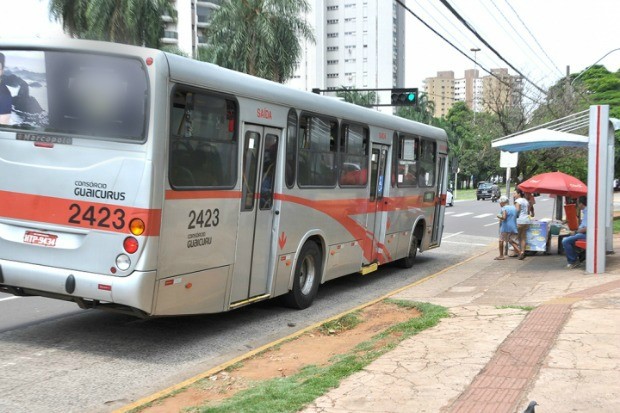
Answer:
[{"left": 140, "top": 301, "right": 420, "bottom": 413}]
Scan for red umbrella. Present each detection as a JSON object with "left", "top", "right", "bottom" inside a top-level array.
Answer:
[{"left": 518, "top": 172, "right": 587, "bottom": 197}]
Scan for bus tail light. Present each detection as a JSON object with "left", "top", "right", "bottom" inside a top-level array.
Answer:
[
  {"left": 129, "top": 218, "right": 145, "bottom": 236},
  {"left": 123, "top": 237, "right": 139, "bottom": 254}
]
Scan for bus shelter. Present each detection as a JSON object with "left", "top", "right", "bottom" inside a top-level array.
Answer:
[{"left": 492, "top": 105, "right": 618, "bottom": 274}]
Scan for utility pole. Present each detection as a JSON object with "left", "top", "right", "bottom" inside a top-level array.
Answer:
[{"left": 470, "top": 47, "right": 480, "bottom": 124}]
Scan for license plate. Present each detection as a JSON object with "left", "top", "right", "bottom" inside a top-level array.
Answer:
[{"left": 23, "top": 231, "right": 58, "bottom": 247}]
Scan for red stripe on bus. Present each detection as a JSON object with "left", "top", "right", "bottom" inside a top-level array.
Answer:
[
  {"left": 165, "top": 190, "right": 242, "bottom": 200},
  {"left": 0, "top": 190, "right": 162, "bottom": 236},
  {"left": 274, "top": 193, "right": 433, "bottom": 262}
]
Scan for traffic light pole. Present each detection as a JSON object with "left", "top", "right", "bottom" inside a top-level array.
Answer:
[{"left": 312, "top": 87, "right": 419, "bottom": 107}]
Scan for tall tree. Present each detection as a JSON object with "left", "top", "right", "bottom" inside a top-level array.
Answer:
[
  {"left": 201, "top": 0, "right": 314, "bottom": 83},
  {"left": 49, "top": 0, "right": 176, "bottom": 48},
  {"left": 396, "top": 92, "right": 436, "bottom": 125},
  {"left": 335, "top": 88, "right": 378, "bottom": 107}
]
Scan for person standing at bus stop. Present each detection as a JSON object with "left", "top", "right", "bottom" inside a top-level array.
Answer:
[
  {"left": 562, "top": 195, "right": 587, "bottom": 269},
  {"left": 514, "top": 189, "right": 530, "bottom": 260},
  {"left": 0, "top": 53, "right": 12, "bottom": 125},
  {"left": 495, "top": 196, "right": 521, "bottom": 260}
]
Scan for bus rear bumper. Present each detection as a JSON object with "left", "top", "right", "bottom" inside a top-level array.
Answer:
[{"left": 0, "top": 259, "right": 156, "bottom": 316}]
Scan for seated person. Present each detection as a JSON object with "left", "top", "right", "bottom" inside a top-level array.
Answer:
[{"left": 562, "top": 195, "right": 587, "bottom": 269}]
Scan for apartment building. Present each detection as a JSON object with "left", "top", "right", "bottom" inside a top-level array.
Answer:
[
  {"left": 424, "top": 71, "right": 455, "bottom": 118},
  {"left": 482, "top": 68, "right": 523, "bottom": 113},
  {"left": 286, "top": 0, "right": 406, "bottom": 113},
  {"left": 424, "top": 68, "right": 520, "bottom": 118},
  {"left": 161, "top": 0, "right": 222, "bottom": 58}
]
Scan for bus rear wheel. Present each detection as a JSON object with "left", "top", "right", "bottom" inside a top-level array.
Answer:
[
  {"left": 282, "top": 241, "right": 321, "bottom": 309},
  {"left": 397, "top": 234, "right": 418, "bottom": 268}
]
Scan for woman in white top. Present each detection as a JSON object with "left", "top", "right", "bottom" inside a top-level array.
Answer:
[{"left": 514, "top": 189, "right": 530, "bottom": 260}]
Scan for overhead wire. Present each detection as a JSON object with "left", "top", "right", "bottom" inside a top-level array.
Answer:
[
  {"left": 503, "top": 0, "right": 564, "bottom": 77},
  {"left": 437, "top": 0, "right": 547, "bottom": 94},
  {"left": 396, "top": 0, "right": 546, "bottom": 105},
  {"left": 483, "top": 0, "right": 561, "bottom": 79},
  {"left": 481, "top": 0, "right": 562, "bottom": 77}
]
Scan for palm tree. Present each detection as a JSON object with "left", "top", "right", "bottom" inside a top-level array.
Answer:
[
  {"left": 201, "top": 0, "right": 314, "bottom": 83},
  {"left": 335, "top": 88, "right": 378, "bottom": 107},
  {"left": 49, "top": 0, "right": 176, "bottom": 48}
]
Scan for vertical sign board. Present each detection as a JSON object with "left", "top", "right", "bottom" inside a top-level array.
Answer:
[
  {"left": 586, "top": 105, "right": 610, "bottom": 274},
  {"left": 500, "top": 151, "right": 518, "bottom": 198}
]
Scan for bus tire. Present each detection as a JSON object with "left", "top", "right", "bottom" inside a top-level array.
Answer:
[
  {"left": 282, "top": 241, "right": 322, "bottom": 309},
  {"left": 397, "top": 234, "right": 418, "bottom": 268}
]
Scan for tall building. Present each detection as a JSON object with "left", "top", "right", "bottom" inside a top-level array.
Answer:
[
  {"left": 424, "top": 68, "right": 520, "bottom": 118},
  {"left": 423, "top": 71, "right": 455, "bottom": 118},
  {"left": 287, "top": 0, "right": 406, "bottom": 113},
  {"left": 161, "top": 0, "right": 222, "bottom": 58},
  {"left": 482, "top": 68, "right": 523, "bottom": 113}
]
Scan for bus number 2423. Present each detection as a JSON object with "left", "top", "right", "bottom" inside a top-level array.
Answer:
[
  {"left": 68, "top": 204, "right": 126, "bottom": 229},
  {"left": 188, "top": 208, "right": 220, "bottom": 229}
]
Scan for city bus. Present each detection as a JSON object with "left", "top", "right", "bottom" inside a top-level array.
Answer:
[{"left": 0, "top": 39, "right": 448, "bottom": 317}]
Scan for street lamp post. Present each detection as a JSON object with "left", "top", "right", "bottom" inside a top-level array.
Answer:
[
  {"left": 570, "top": 47, "right": 620, "bottom": 85},
  {"left": 470, "top": 47, "right": 480, "bottom": 123}
]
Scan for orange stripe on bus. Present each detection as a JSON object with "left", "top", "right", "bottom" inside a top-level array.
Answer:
[{"left": 0, "top": 190, "right": 162, "bottom": 236}]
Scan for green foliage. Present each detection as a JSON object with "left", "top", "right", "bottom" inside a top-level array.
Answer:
[
  {"left": 396, "top": 92, "right": 435, "bottom": 125},
  {"left": 200, "top": 0, "right": 314, "bottom": 83},
  {"left": 160, "top": 45, "right": 188, "bottom": 58},
  {"left": 335, "top": 88, "right": 378, "bottom": 107},
  {"left": 319, "top": 312, "right": 362, "bottom": 334},
  {"left": 49, "top": 0, "right": 176, "bottom": 48}
]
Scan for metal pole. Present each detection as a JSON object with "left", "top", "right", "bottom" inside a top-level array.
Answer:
[{"left": 470, "top": 47, "right": 480, "bottom": 123}]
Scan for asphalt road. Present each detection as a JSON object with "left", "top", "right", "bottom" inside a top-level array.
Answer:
[{"left": 0, "top": 201, "right": 529, "bottom": 413}]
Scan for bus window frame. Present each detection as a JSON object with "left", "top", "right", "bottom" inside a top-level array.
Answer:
[
  {"left": 168, "top": 83, "right": 239, "bottom": 191},
  {"left": 297, "top": 111, "right": 339, "bottom": 189},
  {"left": 395, "top": 132, "right": 419, "bottom": 188},
  {"left": 0, "top": 48, "right": 151, "bottom": 144},
  {"left": 285, "top": 108, "right": 298, "bottom": 189},
  {"left": 338, "top": 120, "right": 369, "bottom": 188}
]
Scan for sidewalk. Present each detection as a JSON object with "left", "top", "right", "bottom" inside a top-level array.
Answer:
[{"left": 301, "top": 236, "right": 620, "bottom": 413}]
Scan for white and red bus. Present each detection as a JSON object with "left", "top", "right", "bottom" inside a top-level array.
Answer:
[{"left": 0, "top": 40, "right": 448, "bottom": 316}]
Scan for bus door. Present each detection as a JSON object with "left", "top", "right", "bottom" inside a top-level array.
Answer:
[
  {"left": 369, "top": 144, "right": 389, "bottom": 262},
  {"left": 430, "top": 155, "right": 448, "bottom": 244},
  {"left": 230, "top": 124, "right": 281, "bottom": 304}
]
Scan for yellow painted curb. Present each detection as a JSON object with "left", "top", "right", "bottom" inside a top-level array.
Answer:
[{"left": 114, "top": 248, "right": 491, "bottom": 413}]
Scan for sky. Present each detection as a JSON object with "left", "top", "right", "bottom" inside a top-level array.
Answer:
[
  {"left": 0, "top": 0, "right": 618, "bottom": 97},
  {"left": 403, "top": 0, "right": 620, "bottom": 93}
]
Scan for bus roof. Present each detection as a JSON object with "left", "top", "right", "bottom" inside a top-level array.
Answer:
[{"left": 0, "top": 38, "right": 447, "bottom": 143}]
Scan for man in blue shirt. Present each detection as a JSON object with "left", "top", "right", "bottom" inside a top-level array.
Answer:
[
  {"left": 496, "top": 196, "right": 522, "bottom": 260},
  {"left": 0, "top": 52, "right": 12, "bottom": 125},
  {"left": 562, "top": 195, "right": 587, "bottom": 269}
]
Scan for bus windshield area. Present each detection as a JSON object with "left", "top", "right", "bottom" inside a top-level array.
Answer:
[{"left": 0, "top": 50, "right": 148, "bottom": 141}]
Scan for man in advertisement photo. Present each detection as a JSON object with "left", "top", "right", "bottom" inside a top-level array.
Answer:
[{"left": 0, "top": 52, "right": 12, "bottom": 125}]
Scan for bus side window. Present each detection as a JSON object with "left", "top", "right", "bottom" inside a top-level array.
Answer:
[
  {"left": 285, "top": 109, "right": 298, "bottom": 188},
  {"left": 419, "top": 140, "right": 436, "bottom": 187},
  {"left": 297, "top": 114, "right": 337, "bottom": 187},
  {"left": 169, "top": 87, "right": 238, "bottom": 189},
  {"left": 339, "top": 123, "right": 369, "bottom": 187},
  {"left": 396, "top": 134, "right": 418, "bottom": 187}
]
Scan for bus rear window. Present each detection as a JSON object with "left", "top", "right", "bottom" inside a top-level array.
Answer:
[{"left": 0, "top": 50, "right": 148, "bottom": 141}]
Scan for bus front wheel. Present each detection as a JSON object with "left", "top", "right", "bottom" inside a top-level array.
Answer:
[
  {"left": 283, "top": 241, "right": 321, "bottom": 309},
  {"left": 397, "top": 234, "right": 418, "bottom": 268}
]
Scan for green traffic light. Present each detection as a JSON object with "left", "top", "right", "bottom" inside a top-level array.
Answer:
[{"left": 407, "top": 92, "right": 416, "bottom": 102}]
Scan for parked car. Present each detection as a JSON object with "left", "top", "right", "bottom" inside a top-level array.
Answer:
[
  {"left": 476, "top": 182, "right": 493, "bottom": 200},
  {"left": 446, "top": 189, "right": 454, "bottom": 206},
  {"left": 614, "top": 178, "right": 620, "bottom": 192}
]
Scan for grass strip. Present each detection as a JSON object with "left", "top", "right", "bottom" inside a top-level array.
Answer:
[{"left": 189, "top": 301, "right": 448, "bottom": 413}]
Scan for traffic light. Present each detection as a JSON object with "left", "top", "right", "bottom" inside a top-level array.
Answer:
[{"left": 391, "top": 88, "right": 418, "bottom": 106}]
